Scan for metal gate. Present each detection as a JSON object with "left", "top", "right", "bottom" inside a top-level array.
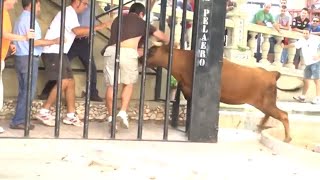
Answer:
[{"left": 0, "top": 0, "right": 226, "bottom": 142}]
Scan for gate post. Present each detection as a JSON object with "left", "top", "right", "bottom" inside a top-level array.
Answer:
[{"left": 189, "top": 0, "right": 226, "bottom": 142}]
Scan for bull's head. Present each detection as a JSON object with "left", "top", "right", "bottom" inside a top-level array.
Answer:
[{"left": 138, "top": 42, "right": 170, "bottom": 69}]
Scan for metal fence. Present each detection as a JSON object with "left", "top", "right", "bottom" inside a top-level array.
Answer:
[{"left": 0, "top": 0, "right": 226, "bottom": 142}]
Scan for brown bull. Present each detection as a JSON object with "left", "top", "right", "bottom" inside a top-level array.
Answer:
[{"left": 142, "top": 45, "right": 292, "bottom": 143}]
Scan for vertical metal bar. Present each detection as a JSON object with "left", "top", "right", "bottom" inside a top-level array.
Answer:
[
  {"left": 171, "top": 0, "right": 188, "bottom": 128},
  {"left": 185, "top": 98, "right": 191, "bottom": 133},
  {"left": 24, "top": 0, "right": 36, "bottom": 136},
  {"left": 55, "top": 0, "right": 67, "bottom": 138},
  {"left": 187, "top": 0, "right": 199, "bottom": 135},
  {"left": 83, "top": 0, "right": 96, "bottom": 139},
  {"left": 110, "top": 0, "right": 124, "bottom": 139},
  {"left": 191, "top": 0, "right": 199, "bottom": 50},
  {"left": 180, "top": 0, "right": 187, "bottom": 49},
  {"left": 0, "top": 0, "right": 4, "bottom": 92},
  {"left": 163, "top": 0, "right": 177, "bottom": 140},
  {"left": 137, "top": 0, "right": 151, "bottom": 140},
  {"left": 189, "top": 0, "right": 226, "bottom": 142},
  {"left": 154, "top": 0, "right": 167, "bottom": 100}
]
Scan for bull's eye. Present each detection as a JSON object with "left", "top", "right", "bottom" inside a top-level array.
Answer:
[{"left": 148, "top": 46, "right": 158, "bottom": 57}]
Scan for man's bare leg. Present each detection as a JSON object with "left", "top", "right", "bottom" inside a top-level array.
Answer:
[
  {"left": 65, "top": 79, "right": 75, "bottom": 113},
  {"left": 314, "top": 79, "right": 320, "bottom": 97},
  {"left": 43, "top": 79, "right": 68, "bottom": 109},
  {"left": 302, "top": 79, "right": 310, "bottom": 96},
  {"left": 105, "top": 85, "right": 114, "bottom": 117},
  {"left": 120, "top": 84, "right": 133, "bottom": 111}
]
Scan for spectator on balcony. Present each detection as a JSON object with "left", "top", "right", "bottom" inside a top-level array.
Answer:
[
  {"left": 251, "top": 3, "right": 280, "bottom": 62},
  {"left": 252, "top": 3, "right": 279, "bottom": 30},
  {"left": 284, "top": 29, "right": 320, "bottom": 105},
  {"left": 103, "top": 3, "right": 169, "bottom": 129},
  {"left": 309, "top": 17, "right": 320, "bottom": 35},
  {"left": 291, "top": 8, "right": 310, "bottom": 69},
  {"left": 35, "top": 0, "right": 109, "bottom": 127},
  {"left": 1, "top": 0, "right": 35, "bottom": 133},
  {"left": 9, "top": 0, "right": 61, "bottom": 130},
  {"left": 275, "top": 5, "right": 292, "bottom": 64},
  {"left": 39, "top": 3, "right": 104, "bottom": 102}
]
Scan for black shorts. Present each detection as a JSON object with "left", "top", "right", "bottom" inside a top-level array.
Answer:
[{"left": 41, "top": 53, "right": 73, "bottom": 80}]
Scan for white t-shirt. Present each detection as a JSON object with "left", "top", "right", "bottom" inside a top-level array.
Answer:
[
  {"left": 294, "top": 36, "right": 320, "bottom": 66},
  {"left": 43, "top": 6, "right": 80, "bottom": 54}
]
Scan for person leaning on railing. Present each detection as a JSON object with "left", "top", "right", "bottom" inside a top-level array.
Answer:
[
  {"left": 275, "top": 5, "right": 292, "bottom": 64},
  {"left": 0, "top": 0, "right": 35, "bottom": 133},
  {"left": 251, "top": 3, "right": 280, "bottom": 62},
  {"left": 291, "top": 7, "right": 310, "bottom": 69}
]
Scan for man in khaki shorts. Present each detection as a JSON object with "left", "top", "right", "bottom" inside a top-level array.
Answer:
[{"left": 103, "top": 2, "right": 169, "bottom": 129}]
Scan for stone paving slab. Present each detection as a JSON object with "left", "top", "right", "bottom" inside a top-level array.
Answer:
[{"left": 0, "top": 130, "right": 320, "bottom": 180}]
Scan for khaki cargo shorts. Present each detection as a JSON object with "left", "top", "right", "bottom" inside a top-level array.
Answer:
[{"left": 103, "top": 45, "right": 139, "bottom": 86}]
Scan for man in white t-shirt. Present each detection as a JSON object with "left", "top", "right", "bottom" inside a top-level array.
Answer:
[
  {"left": 35, "top": 0, "right": 109, "bottom": 127},
  {"left": 284, "top": 29, "right": 320, "bottom": 104}
]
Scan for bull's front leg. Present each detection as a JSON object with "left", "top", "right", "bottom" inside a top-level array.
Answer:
[{"left": 257, "top": 115, "right": 272, "bottom": 131}]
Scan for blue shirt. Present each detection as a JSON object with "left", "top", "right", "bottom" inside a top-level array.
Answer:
[
  {"left": 78, "top": 4, "right": 96, "bottom": 26},
  {"left": 310, "top": 25, "right": 320, "bottom": 32},
  {"left": 13, "top": 10, "right": 42, "bottom": 56}
]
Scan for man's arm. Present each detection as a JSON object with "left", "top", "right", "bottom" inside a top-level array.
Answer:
[
  {"left": 72, "top": 21, "right": 110, "bottom": 37},
  {"left": 2, "top": 30, "right": 35, "bottom": 41},
  {"left": 152, "top": 30, "right": 170, "bottom": 44},
  {"left": 34, "top": 37, "right": 60, "bottom": 46},
  {"left": 311, "top": 31, "right": 320, "bottom": 35},
  {"left": 282, "top": 43, "right": 296, "bottom": 48},
  {"left": 273, "top": 22, "right": 281, "bottom": 32},
  {"left": 292, "top": 27, "right": 305, "bottom": 33}
]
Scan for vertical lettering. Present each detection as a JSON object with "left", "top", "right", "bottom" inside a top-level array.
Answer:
[
  {"left": 200, "top": 42, "right": 207, "bottom": 49},
  {"left": 200, "top": 50, "right": 206, "bottom": 58}
]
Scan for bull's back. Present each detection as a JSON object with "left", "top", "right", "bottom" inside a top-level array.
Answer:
[{"left": 220, "top": 60, "right": 279, "bottom": 105}]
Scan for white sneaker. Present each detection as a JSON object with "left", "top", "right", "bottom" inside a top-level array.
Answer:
[
  {"left": 35, "top": 112, "right": 55, "bottom": 127},
  {"left": 117, "top": 111, "right": 129, "bottom": 129},
  {"left": 107, "top": 116, "right": 118, "bottom": 130},
  {"left": 311, "top": 97, "right": 320, "bottom": 105},
  {"left": 0, "top": 126, "right": 4, "bottom": 133},
  {"left": 63, "top": 115, "right": 83, "bottom": 127}
]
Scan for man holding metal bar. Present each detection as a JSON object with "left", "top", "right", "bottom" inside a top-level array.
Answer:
[
  {"left": 9, "top": 0, "right": 61, "bottom": 130},
  {"left": 1, "top": 0, "right": 35, "bottom": 133},
  {"left": 103, "top": 2, "right": 169, "bottom": 129},
  {"left": 39, "top": 2, "right": 104, "bottom": 102},
  {"left": 35, "top": 0, "right": 109, "bottom": 127}
]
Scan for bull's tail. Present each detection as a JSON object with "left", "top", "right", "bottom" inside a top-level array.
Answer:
[
  {"left": 277, "top": 86, "right": 302, "bottom": 92},
  {"left": 271, "top": 71, "right": 301, "bottom": 92}
]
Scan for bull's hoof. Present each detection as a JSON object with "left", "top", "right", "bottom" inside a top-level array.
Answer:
[
  {"left": 283, "top": 137, "right": 292, "bottom": 143},
  {"left": 256, "top": 125, "right": 273, "bottom": 132}
]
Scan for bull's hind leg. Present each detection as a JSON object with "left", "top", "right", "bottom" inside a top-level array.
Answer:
[{"left": 263, "top": 107, "right": 292, "bottom": 143}]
